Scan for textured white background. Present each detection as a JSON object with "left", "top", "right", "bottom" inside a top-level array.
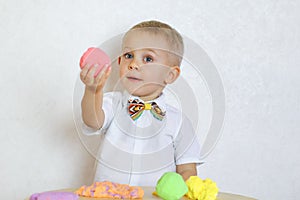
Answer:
[{"left": 0, "top": 0, "right": 299, "bottom": 199}]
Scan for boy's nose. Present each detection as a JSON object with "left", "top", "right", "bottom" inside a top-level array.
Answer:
[{"left": 128, "top": 62, "right": 139, "bottom": 70}]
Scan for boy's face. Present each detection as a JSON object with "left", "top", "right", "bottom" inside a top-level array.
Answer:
[{"left": 119, "top": 30, "right": 180, "bottom": 101}]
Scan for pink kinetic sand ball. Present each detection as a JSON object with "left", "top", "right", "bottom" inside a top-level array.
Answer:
[{"left": 79, "top": 47, "right": 111, "bottom": 77}]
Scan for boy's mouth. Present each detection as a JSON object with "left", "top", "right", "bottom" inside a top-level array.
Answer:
[{"left": 127, "top": 76, "right": 143, "bottom": 81}]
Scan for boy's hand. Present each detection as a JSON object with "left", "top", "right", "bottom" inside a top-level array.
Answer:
[{"left": 80, "top": 64, "right": 111, "bottom": 92}]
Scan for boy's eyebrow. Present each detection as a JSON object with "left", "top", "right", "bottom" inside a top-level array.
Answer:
[
  {"left": 123, "top": 47, "right": 131, "bottom": 52},
  {"left": 144, "top": 48, "right": 158, "bottom": 55},
  {"left": 123, "top": 47, "right": 158, "bottom": 55}
]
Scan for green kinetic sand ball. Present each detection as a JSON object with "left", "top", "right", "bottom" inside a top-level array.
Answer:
[{"left": 156, "top": 172, "right": 188, "bottom": 200}]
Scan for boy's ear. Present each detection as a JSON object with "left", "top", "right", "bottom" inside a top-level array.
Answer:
[
  {"left": 118, "top": 56, "right": 121, "bottom": 65},
  {"left": 164, "top": 66, "right": 180, "bottom": 84}
]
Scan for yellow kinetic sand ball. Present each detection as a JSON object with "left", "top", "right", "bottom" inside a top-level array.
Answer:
[
  {"left": 203, "top": 179, "right": 218, "bottom": 200},
  {"left": 185, "top": 176, "right": 218, "bottom": 200},
  {"left": 185, "top": 176, "right": 206, "bottom": 200}
]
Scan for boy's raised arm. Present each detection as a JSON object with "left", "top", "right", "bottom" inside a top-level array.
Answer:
[{"left": 80, "top": 64, "right": 111, "bottom": 130}]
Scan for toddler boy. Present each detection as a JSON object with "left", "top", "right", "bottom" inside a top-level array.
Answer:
[{"left": 80, "top": 20, "right": 201, "bottom": 186}]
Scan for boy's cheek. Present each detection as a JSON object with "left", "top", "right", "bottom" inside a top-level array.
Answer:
[{"left": 119, "top": 67, "right": 127, "bottom": 78}]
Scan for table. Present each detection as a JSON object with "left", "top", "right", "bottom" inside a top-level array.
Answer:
[{"left": 26, "top": 187, "right": 256, "bottom": 200}]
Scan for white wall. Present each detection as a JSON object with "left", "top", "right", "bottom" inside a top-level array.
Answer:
[{"left": 0, "top": 0, "right": 299, "bottom": 199}]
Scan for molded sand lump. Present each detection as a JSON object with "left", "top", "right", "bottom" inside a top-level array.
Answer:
[
  {"left": 185, "top": 176, "right": 218, "bottom": 200},
  {"left": 155, "top": 172, "right": 188, "bottom": 200}
]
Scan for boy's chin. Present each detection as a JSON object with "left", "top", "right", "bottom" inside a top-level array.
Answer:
[
  {"left": 126, "top": 89, "right": 143, "bottom": 97},
  {"left": 123, "top": 85, "right": 164, "bottom": 99},
  {"left": 126, "top": 90, "right": 163, "bottom": 101}
]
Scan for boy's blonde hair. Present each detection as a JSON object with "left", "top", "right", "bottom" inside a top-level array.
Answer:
[{"left": 126, "top": 20, "right": 184, "bottom": 66}]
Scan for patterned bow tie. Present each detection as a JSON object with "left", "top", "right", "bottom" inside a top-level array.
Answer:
[{"left": 128, "top": 99, "right": 166, "bottom": 121}]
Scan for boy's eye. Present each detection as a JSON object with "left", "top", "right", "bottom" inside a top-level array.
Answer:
[
  {"left": 124, "top": 53, "right": 133, "bottom": 59},
  {"left": 144, "top": 56, "right": 153, "bottom": 63}
]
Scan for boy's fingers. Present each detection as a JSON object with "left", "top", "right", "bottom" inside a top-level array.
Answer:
[
  {"left": 96, "top": 63, "right": 109, "bottom": 77},
  {"left": 95, "top": 65, "right": 107, "bottom": 82},
  {"left": 81, "top": 63, "right": 110, "bottom": 88},
  {"left": 104, "top": 65, "right": 112, "bottom": 79},
  {"left": 95, "top": 66, "right": 110, "bottom": 89},
  {"left": 86, "top": 65, "right": 97, "bottom": 78},
  {"left": 80, "top": 64, "right": 91, "bottom": 80},
  {"left": 80, "top": 65, "right": 96, "bottom": 85},
  {"left": 99, "top": 65, "right": 112, "bottom": 86}
]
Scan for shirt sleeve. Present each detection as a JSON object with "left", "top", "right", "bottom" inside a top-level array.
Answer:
[
  {"left": 174, "top": 114, "right": 203, "bottom": 166},
  {"left": 81, "top": 91, "right": 121, "bottom": 135}
]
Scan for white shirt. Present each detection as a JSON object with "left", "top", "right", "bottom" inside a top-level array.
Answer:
[{"left": 82, "top": 91, "right": 201, "bottom": 186}]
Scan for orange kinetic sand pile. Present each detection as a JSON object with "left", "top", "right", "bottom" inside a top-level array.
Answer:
[{"left": 75, "top": 181, "right": 144, "bottom": 199}]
